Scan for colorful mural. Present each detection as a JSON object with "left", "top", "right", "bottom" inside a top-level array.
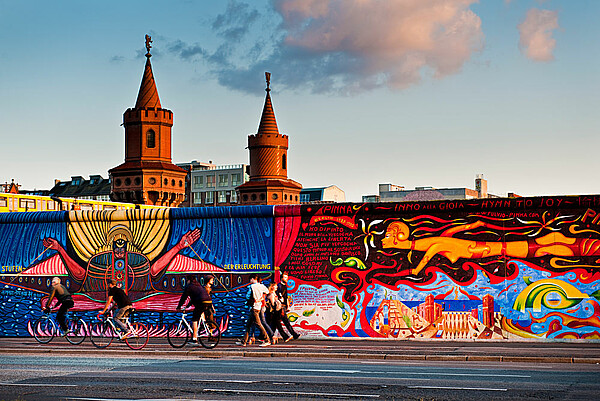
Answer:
[
  {"left": 0, "top": 206, "right": 273, "bottom": 337},
  {"left": 3, "top": 196, "right": 600, "bottom": 341},
  {"left": 275, "top": 197, "right": 600, "bottom": 340}
]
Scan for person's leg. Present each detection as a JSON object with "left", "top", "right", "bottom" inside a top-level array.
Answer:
[
  {"left": 259, "top": 310, "right": 274, "bottom": 341},
  {"left": 275, "top": 315, "right": 290, "bottom": 341},
  {"left": 282, "top": 310, "right": 300, "bottom": 339},
  {"left": 242, "top": 308, "right": 256, "bottom": 344},
  {"left": 192, "top": 306, "right": 202, "bottom": 341},
  {"left": 115, "top": 306, "right": 131, "bottom": 332},
  {"left": 254, "top": 309, "right": 271, "bottom": 343},
  {"left": 56, "top": 302, "right": 70, "bottom": 331}
]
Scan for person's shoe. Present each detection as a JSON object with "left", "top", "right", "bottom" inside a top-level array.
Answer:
[
  {"left": 121, "top": 331, "right": 133, "bottom": 339},
  {"left": 188, "top": 339, "right": 199, "bottom": 346},
  {"left": 259, "top": 341, "right": 271, "bottom": 347},
  {"left": 235, "top": 341, "right": 247, "bottom": 347},
  {"left": 284, "top": 336, "right": 293, "bottom": 343}
]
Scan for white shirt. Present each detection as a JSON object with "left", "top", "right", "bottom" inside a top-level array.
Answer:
[{"left": 251, "top": 282, "right": 268, "bottom": 311}]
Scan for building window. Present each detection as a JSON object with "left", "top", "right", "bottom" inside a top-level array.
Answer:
[
  {"left": 282, "top": 154, "right": 287, "bottom": 170},
  {"left": 206, "top": 175, "right": 215, "bottom": 188},
  {"left": 218, "top": 174, "right": 228, "bottom": 187},
  {"left": 231, "top": 173, "right": 241, "bottom": 187},
  {"left": 230, "top": 191, "right": 238, "bottom": 203},
  {"left": 218, "top": 191, "right": 227, "bottom": 203},
  {"left": 300, "top": 193, "right": 309, "bottom": 202},
  {"left": 146, "top": 130, "right": 156, "bottom": 148},
  {"left": 193, "top": 176, "right": 204, "bottom": 189},
  {"left": 193, "top": 192, "right": 202, "bottom": 205},
  {"left": 205, "top": 191, "right": 214, "bottom": 204}
]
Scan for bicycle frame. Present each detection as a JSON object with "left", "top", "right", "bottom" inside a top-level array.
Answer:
[
  {"left": 32, "top": 310, "right": 87, "bottom": 345},
  {"left": 167, "top": 309, "right": 220, "bottom": 349},
  {"left": 90, "top": 309, "right": 149, "bottom": 350}
]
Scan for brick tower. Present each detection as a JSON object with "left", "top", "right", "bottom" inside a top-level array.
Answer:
[
  {"left": 237, "top": 72, "right": 302, "bottom": 205},
  {"left": 109, "top": 35, "right": 186, "bottom": 206}
]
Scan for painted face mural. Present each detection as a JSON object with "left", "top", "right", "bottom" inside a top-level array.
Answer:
[
  {"left": 0, "top": 206, "right": 274, "bottom": 337},
  {"left": 274, "top": 197, "right": 600, "bottom": 340}
]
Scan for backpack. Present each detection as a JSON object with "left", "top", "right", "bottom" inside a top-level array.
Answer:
[{"left": 246, "top": 287, "right": 254, "bottom": 307}]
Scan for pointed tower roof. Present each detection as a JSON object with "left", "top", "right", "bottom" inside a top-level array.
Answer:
[
  {"left": 257, "top": 72, "right": 279, "bottom": 135},
  {"left": 135, "top": 36, "right": 162, "bottom": 109}
]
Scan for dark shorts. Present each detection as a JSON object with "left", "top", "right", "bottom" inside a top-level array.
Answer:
[{"left": 192, "top": 303, "right": 212, "bottom": 322}]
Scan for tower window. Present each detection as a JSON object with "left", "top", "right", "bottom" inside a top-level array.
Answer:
[
  {"left": 282, "top": 154, "right": 287, "bottom": 170},
  {"left": 146, "top": 130, "right": 156, "bottom": 148}
]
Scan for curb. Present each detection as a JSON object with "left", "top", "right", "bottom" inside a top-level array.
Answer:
[{"left": 2, "top": 347, "right": 600, "bottom": 364}]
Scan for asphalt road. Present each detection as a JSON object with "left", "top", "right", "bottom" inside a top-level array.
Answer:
[{"left": 1, "top": 351, "right": 599, "bottom": 400}]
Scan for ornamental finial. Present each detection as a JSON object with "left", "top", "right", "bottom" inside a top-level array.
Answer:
[
  {"left": 145, "top": 34, "right": 152, "bottom": 58},
  {"left": 265, "top": 72, "right": 271, "bottom": 92}
]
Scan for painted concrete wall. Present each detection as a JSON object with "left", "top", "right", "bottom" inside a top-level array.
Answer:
[
  {"left": 2, "top": 195, "right": 600, "bottom": 341},
  {"left": 274, "top": 196, "right": 600, "bottom": 340},
  {"left": 0, "top": 207, "right": 273, "bottom": 337}
]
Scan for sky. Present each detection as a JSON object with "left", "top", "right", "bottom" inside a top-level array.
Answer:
[{"left": 1, "top": 0, "right": 598, "bottom": 202}]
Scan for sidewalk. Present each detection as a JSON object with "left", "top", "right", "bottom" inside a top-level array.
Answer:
[{"left": 2, "top": 337, "right": 600, "bottom": 364}]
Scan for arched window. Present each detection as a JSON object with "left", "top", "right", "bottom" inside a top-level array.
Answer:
[
  {"left": 146, "top": 130, "right": 156, "bottom": 148},
  {"left": 282, "top": 154, "right": 287, "bottom": 170}
]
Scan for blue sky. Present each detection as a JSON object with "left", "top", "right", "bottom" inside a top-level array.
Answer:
[{"left": 1, "top": 0, "right": 598, "bottom": 202}]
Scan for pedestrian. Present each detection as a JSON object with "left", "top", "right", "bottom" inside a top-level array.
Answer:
[
  {"left": 177, "top": 275, "right": 212, "bottom": 345},
  {"left": 266, "top": 282, "right": 290, "bottom": 342},
  {"left": 43, "top": 277, "right": 75, "bottom": 335},
  {"left": 203, "top": 275, "right": 215, "bottom": 323},
  {"left": 277, "top": 272, "right": 300, "bottom": 340},
  {"left": 237, "top": 274, "right": 273, "bottom": 347},
  {"left": 98, "top": 279, "right": 133, "bottom": 338}
]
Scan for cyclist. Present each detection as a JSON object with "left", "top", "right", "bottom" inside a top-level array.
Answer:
[
  {"left": 98, "top": 279, "right": 133, "bottom": 338},
  {"left": 43, "top": 277, "right": 74, "bottom": 336},
  {"left": 177, "top": 275, "right": 212, "bottom": 345}
]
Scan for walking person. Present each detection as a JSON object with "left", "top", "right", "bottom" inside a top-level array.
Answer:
[
  {"left": 43, "top": 277, "right": 74, "bottom": 335},
  {"left": 177, "top": 275, "right": 213, "bottom": 345},
  {"left": 237, "top": 274, "right": 273, "bottom": 347},
  {"left": 266, "top": 282, "right": 290, "bottom": 342},
  {"left": 277, "top": 272, "right": 300, "bottom": 340},
  {"left": 98, "top": 279, "right": 133, "bottom": 338}
]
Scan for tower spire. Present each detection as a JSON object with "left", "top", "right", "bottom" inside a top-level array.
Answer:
[
  {"left": 257, "top": 71, "right": 279, "bottom": 136},
  {"left": 135, "top": 35, "right": 161, "bottom": 109}
]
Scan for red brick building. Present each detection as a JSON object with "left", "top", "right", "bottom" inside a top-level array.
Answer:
[
  {"left": 237, "top": 73, "right": 302, "bottom": 205},
  {"left": 109, "top": 36, "right": 186, "bottom": 207}
]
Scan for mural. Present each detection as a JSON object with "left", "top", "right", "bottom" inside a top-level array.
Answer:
[
  {"left": 275, "top": 197, "right": 600, "bottom": 340},
  {"left": 0, "top": 206, "right": 273, "bottom": 337},
  {"left": 2, "top": 196, "right": 600, "bottom": 341}
]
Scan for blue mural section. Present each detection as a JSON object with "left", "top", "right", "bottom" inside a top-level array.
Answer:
[{"left": 0, "top": 206, "right": 274, "bottom": 338}]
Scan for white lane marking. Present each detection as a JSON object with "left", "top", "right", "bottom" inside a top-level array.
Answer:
[
  {"left": 408, "top": 385, "right": 507, "bottom": 391},
  {"left": 0, "top": 383, "right": 77, "bottom": 387},
  {"left": 261, "top": 367, "right": 362, "bottom": 374},
  {"left": 260, "top": 367, "right": 529, "bottom": 378},
  {"left": 193, "top": 379, "right": 256, "bottom": 383},
  {"left": 389, "top": 372, "right": 530, "bottom": 378},
  {"left": 203, "top": 388, "right": 380, "bottom": 398}
]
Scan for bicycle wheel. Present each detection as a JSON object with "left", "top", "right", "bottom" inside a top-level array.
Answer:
[
  {"left": 167, "top": 321, "right": 190, "bottom": 348},
  {"left": 64, "top": 318, "right": 87, "bottom": 345},
  {"left": 198, "top": 320, "right": 220, "bottom": 349},
  {"left": 33, "top": 316, "right": 57, "bottom": 344},
  {"left": 89, "top": 322, "right": 115, "bottom": 348},
  {"left": 125, "top": 322, "right": 149, "bottom": 350}
]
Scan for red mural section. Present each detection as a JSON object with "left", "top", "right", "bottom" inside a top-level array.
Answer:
[{"left": 274, "top": 196, "right": 600, "bottom": 340}]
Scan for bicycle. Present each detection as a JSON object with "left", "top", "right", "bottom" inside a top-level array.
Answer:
[
  {"left": 89, "top": 308, "right": 149, "bottom": 350},
  {"left": 167, "top": 308, "right": 221, "bottom": 349},
  {"left": 32, "top": 309, "right": 88, "bottom": 345}
]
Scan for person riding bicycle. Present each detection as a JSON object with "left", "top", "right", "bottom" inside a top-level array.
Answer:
[
  {"left": 43, "top": 277, "right": 74, "bottom": 336},
  {"left": 98, "top": 279, "right": 133, "bottom": 338},
  {"left": 177, "top": 275, "right": 213, "bottom": 345}
]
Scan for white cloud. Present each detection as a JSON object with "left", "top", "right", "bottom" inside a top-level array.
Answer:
[
  {"left": 518, "top": 8, "right": 559, "bottom": 62},
  {"left": 273, "top": 0, "right": 484, "bottom": 91}
]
